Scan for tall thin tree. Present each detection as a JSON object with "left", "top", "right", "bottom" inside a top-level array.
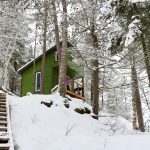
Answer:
[
  {"left": 41, "top": 0, "right": 48, "bottom": 94},
  {"left": 59, "top": 0, "right": 68, "bottom": 97},
  {"left": 130, "top": 48, "right": 145, "bottom": 132},
  {"left": 90, "top": 0, "right": 99, "bottom": 119}
]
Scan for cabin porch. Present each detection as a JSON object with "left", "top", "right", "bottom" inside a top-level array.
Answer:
[{"left": 66, "top": 77, "right": 85, "bottom": 101}]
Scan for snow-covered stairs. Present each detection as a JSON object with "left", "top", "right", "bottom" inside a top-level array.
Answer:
[{"left": 0, "top": 93, "right": 14, "bottom": 150}]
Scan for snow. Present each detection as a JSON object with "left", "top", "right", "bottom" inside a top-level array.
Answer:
[
  {"left": 130, "top": 0, "right": 149, "bottom": 2},
  {"left": 17, "top": 58, "right": 34, "bottom": 73},
  {"left": 125, "top": 19, "right": 141, "bottom": 47},
  {"left": 7, "top": 93, "right": 150, "bottom": 150},
  {"left": 0, "top": 90, "right": 5, "bottom": 93}
]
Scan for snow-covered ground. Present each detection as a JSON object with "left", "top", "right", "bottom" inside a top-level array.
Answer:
[{"left": 7, "top": 93, "right": 150, "bottom": 150}]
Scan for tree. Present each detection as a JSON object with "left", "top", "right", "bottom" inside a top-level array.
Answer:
[
  {"left": 41, "top": 0, "right": 48, "bottom": 94},
  {"left": 0, "top": 0, "right": 32, "bottom": 91},
  {"left": 129, "top": 47, "right": 144, "bottom": 131},
  {"left": 59, "top": 0, "right": 68, "bottom": 97},
  {"left": 69, "top": 0, "right": 117, "bottom": 117},
  {"left": 51, "top": 0, "right": 61, "bottom": 62},
  {"left": 108, "top": 0, "right": 148, "bottom": 131},
  {"left": 131, "top": 57, "right": 145, "bottom": 132}
]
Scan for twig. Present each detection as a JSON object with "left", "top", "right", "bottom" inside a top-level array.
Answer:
[{"left": 65, "top": 123, "right": 76, "bottom": 136}]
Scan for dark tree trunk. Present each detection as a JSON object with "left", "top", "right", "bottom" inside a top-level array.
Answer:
[
  {"left": 140, "top": 33, "right": 150, "bottom": 87},
  {"left": 92, "top": 59, "right": 99, "bottom": 118},
  {"left": 131, "top": 64, "right": 145, "bottom": 132},
  {"left": 51, "top": 0, "right": 63, "bottom": 93},
  {"left": 130, "top": 48, "right": 138, "bottom": 130},
  {"left": 131, "top": 67, "right": 138, "bottom": 130},
  {"left": 90, "top": 0, "right": 100, "bottom": 119},
  {"left": 32, "top": 21, "right": 38, "bottom": 93},
  {"left": 59, "top": 0, "right": 68, "bottom": 97},
  {"left": 41, "top": 0, "right": 48, "bottom": 94},
  {"left": 51, "top": 0, "right": 61, "bottom": 61}
]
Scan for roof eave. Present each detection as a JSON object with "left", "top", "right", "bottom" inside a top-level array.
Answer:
[{"left": 18, "top": 41, "right": 73, "bottom": 74}]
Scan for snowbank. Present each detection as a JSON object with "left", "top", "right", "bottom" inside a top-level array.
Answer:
[{"left": 7, "top": 93, "right": 150, "bottom": 150}]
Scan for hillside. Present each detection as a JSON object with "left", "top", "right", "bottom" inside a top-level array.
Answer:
[{"left": 7, "top": 93, "right": 150, "bottom": 150}]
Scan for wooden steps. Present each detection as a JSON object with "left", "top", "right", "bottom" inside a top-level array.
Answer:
[
  {"left": 0, "top": 93, "right": 13, "bottom": 150},
  {"left": 0, "top": 102, "right": 6, "bottom": 105},
  {"left": 0, "top": 113, "right": 7, "bottom": 117},
  {"left": 0, "top": 117, "right": 7, "bottom": 121},
  {"left": 0, "top": 122, "right": 7, "bottom": 126},
  {"left": 0, "top": 144, "right": 9, "bottom": 150},
  {"left": 0, "top": 137, "right": 9, "bottom": 144},
  {"left": 0, "top": 127, "right": 7, "bottom": 132}
]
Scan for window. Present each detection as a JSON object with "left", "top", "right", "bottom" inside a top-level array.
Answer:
[
  {"left": 35, "top": 72, "right": 41, "bottom": 92},
  {"left": 55, "top": 51, "right": 58, "bottom": 61}
]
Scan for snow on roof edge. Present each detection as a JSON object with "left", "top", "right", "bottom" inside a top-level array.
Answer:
[
  {"left": 17, "top": 44, "right": 57, "bottom": 73},
  {"left": 17, "top": 41, "right": 73, "bottom": 73},
  {"left": 17, "top": 59, "right": 34, "bottom": 73}
]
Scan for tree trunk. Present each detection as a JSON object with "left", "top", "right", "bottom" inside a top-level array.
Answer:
[
  {"left": 140, "top": 33, "right": 150, "bottom": 87},
  {"left": 131, "top": 63, "right": 145, "bottom": 132},
  {"left": 59, "top": 0, "right": 68, "bottom": 97},
  {"left": 92, "top": 59, "right": 99, "bottom": 118},
  {"left": 91, "top": 76, "right": 93, "bottom": 106},
  {"left": 32, "top": 20, "right": 38, "bottom": 93},
  {"left": 51, "top": 0, "right": 61, "bottom": 61},
  {"left": 90, "top": 0, "right": 99, "bottom": 119},
  {"left": 131, "top": 67, "right": 138, "bottom": 130},
  {"left": 51, "top": 0, "right": 63, "bottom": 92},
  {"left": 41, "top": 0, "right": 48, "bottom": 94},
  {"left": 134, "top": 3, "right": 150, "bottom": 87}
]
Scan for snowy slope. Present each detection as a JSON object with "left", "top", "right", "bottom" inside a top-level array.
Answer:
[{"left": 8, "top": 93, "right": 150, "bottom": 150}]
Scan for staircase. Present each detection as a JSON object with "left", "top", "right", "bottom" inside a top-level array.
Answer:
[{"left": 0, "top": 92, "right": 14, "bottom": 150}]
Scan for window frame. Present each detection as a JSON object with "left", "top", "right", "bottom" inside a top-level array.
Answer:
[
  {"left": 55, "top": 51, "right": 58, "bottom": 61},
  {"left": 35, "top": 72, "right": 41, "bottom": 92}
]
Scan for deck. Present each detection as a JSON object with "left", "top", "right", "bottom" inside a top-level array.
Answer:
[
  {"left": 66, "top": 77, "right": 85, "bottom": 101},
  {"left": 66, "top": 90, "right": 85, "bottom": 101}
]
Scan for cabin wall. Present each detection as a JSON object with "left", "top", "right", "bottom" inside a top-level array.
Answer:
[
  {"left": 21, "top": 66, "right": 33, "bottom": 96},
  {"left": 21, "top": 52, "right": 59, "bottom": 96}
]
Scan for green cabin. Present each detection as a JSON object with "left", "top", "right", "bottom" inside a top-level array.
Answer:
[{"left": 18, "top": 42, "right": 82, "bottom": 97}]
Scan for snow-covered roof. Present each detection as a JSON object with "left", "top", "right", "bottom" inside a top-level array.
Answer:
[
  {"left": 18, "top": 42, "right": 73, "bottom": 73},
  {"left": 18, "top": 59, "right": 34, "bottom": 73}
]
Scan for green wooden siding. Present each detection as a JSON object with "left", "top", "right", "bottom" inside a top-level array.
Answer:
[
  {"left": 20, "top": 48, "right": 81, "bottom": 96},
  {"left": 53, "top": 67, "right": 59, "bottom": 87},
  {"left": 21, "top": 51, "right": 59, "bottom": 96},
  {"left": 21, "top": 66, "right": 33, "bottom": 96}
]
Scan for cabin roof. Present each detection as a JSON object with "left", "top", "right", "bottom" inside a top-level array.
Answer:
[{"left": 18, "top": 41, "right": 73, "bottom": 74}]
